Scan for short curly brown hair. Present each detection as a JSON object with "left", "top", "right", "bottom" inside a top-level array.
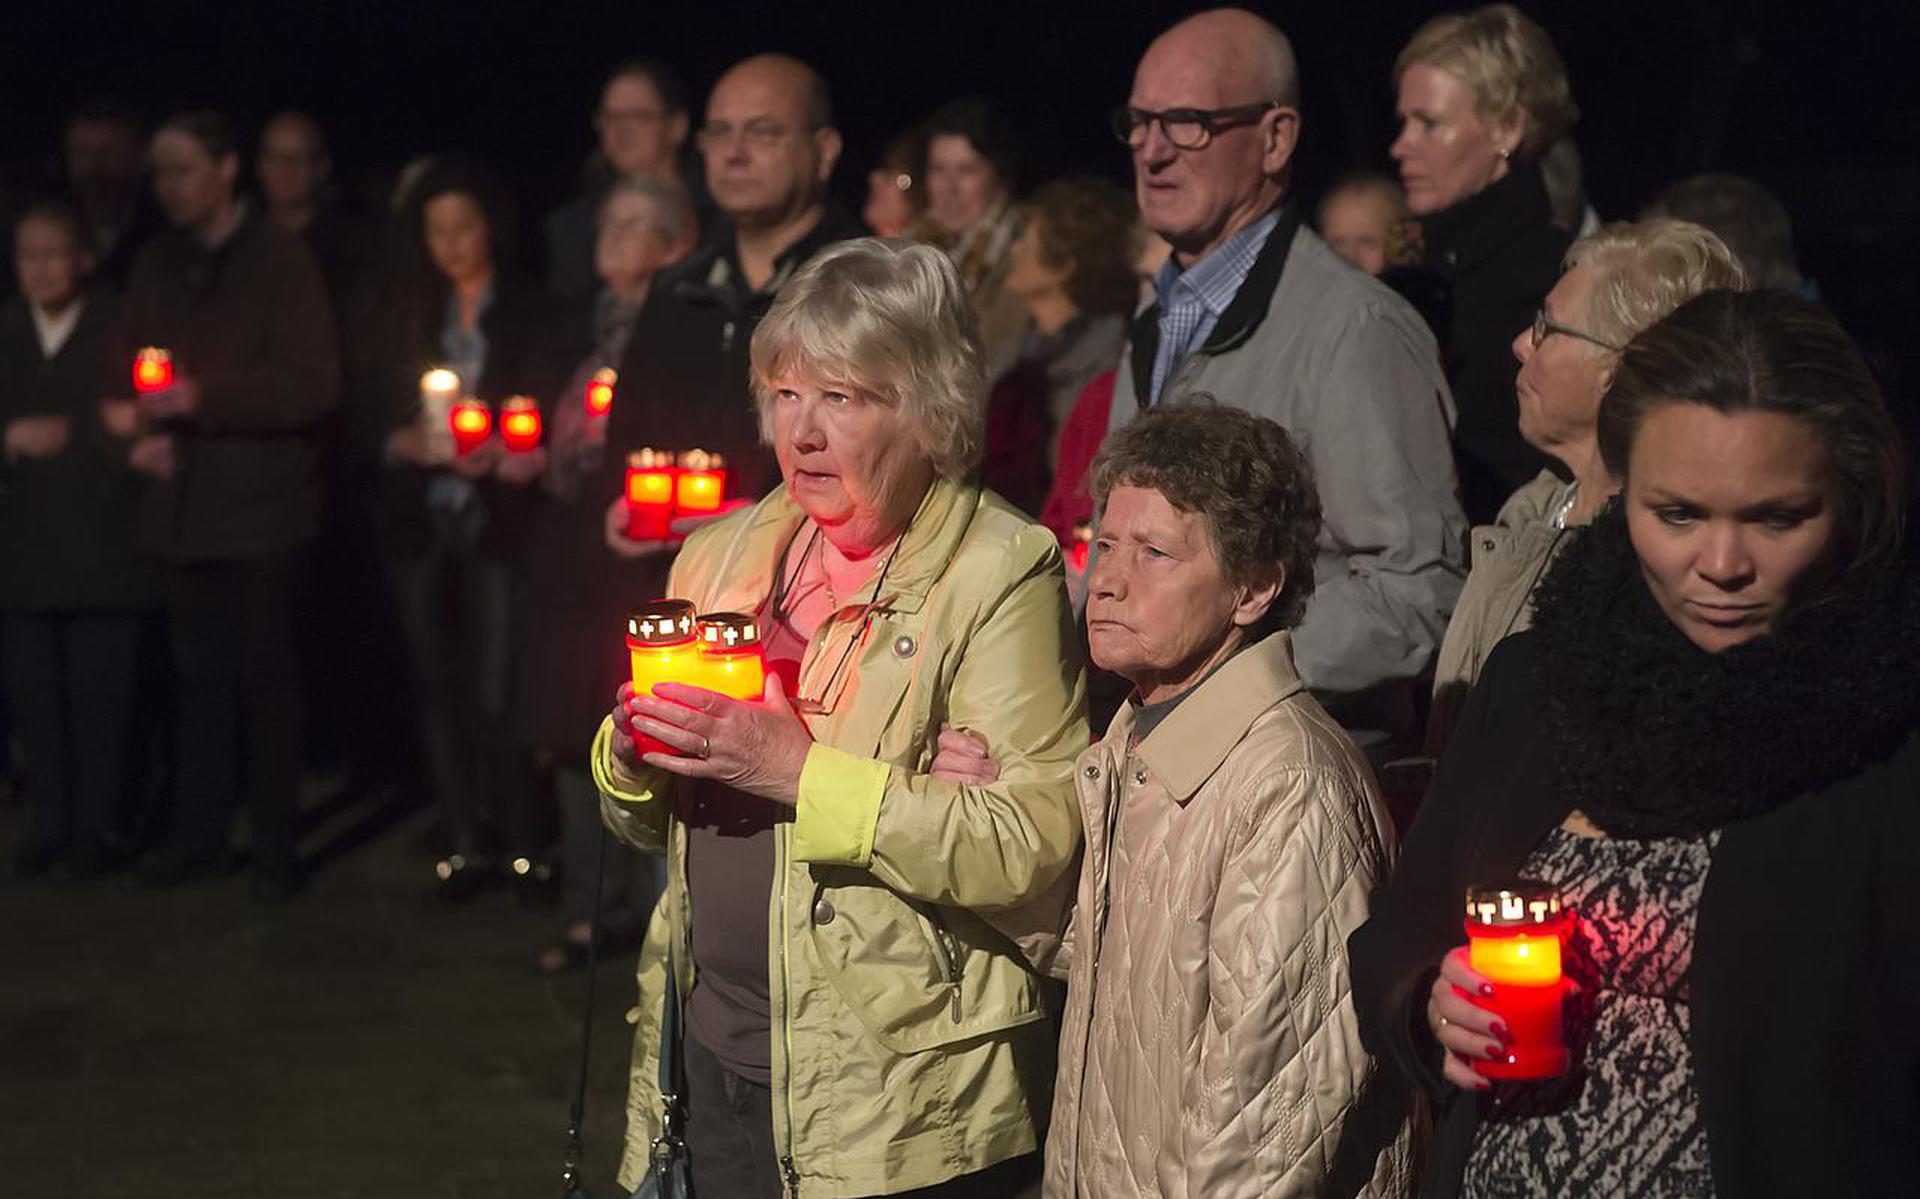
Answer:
[
  {"left": 1091, "top": 399, "right": 1322, "bottom": 635},
  {"left": 1023, "top": 176, "right": 1140, "bottom": 318}
]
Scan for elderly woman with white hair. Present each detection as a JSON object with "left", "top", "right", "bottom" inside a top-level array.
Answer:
[
  {"left": 1425, "top": 218, "right": 1746, "bottom": 752},
  {"left": 591, "top": 237, "right": 1085, "bottom": 1199}
]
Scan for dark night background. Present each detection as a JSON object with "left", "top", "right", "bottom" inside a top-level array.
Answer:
[{"left": 3, "top": 0, "right": 1917, "bottom": 383}]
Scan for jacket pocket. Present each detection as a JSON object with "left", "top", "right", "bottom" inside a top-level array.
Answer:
[{"left": 806, "top": 877, "right": 1046, "bottom": 1054}]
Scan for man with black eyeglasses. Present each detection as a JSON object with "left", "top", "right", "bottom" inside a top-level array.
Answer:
[{"left": 1106, "top": 8, "right": 1467, "bottom": 746}]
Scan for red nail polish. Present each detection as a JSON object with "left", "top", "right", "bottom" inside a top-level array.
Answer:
[{"left": 1490, "top": 1021, "right": 1510, "bottom": 1044}]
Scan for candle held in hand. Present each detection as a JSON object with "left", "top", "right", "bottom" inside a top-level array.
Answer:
[
  {"left": 133, "top": 347, "right": 174, "bottom": 394},
  {"left": 1465, "top": 881, "right": 1573, "bottom": 1080},
  {"left": 499, "top": 397, "right": 542, "bottom": 453},
  {"left": 450, "top": 398, "right": 492, "bottom": 456},
  {"left": 624, "top": 448, "right": 677, "bottom": 541},
  {"left": 626, "top": 600, "right": 700, "bottom": 757}
]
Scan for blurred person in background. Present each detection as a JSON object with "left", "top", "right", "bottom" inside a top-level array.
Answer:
[
  {"left": 1643, "top": 172, "right": 1807, "bottom": 295},
  {"left": 111, "top": 111, "right": 338, "bottom": 901},
  {"left": 63, "top": 97, "right": 160, "bottom": 288},
  {"left": 1389, "top": 3, "right": 1578, "bottom": 523},
  {"left": 1318, "top": 172, "right": 1408, "bottom": 277},
  {"left": 257, "top": 110, "right": 362, "bottom": 306},
  {"left": 909, "top": 96, "right": 1028, "bottom": 379},
  {"left": 0, "top": 201, "right": 150, "bottom": 879},
  {"left": 980, "top": 176, "right": 1135, "bottom": 515},
  {"left": 861, "top": 126, "right": 923, "bottom": 237},
  {"left": 545, "top": 60, "right": 701, "bottom": 302}
]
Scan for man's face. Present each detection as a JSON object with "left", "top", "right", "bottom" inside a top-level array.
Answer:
[
  {"left": 597, "top": 74, "right": 687, "bottom": 177},
  {"left": 150, "top": 129, "right": 235, "bottom": 230},
  {"left": 257, "top": 118, "right": 328, "bottom": 212},
  {"left": 66, "top": 119, "right": 144, "bottom": 207},
  {"left": 1126, "top": 39, "right": 1283, "bottom": 261},
  {"left": 699, "top": 64, "right": 836, "bottom": 229}
]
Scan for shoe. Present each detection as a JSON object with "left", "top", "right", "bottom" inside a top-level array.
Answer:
[
  {"left": 430, "top": 854, "right": 501, "bottom": 904},
  {"left": 134, "top": 845, "right": 230, "bottom": 887},
  {"left": 9, "top": 840, "right": 65, "bottom": 878}
]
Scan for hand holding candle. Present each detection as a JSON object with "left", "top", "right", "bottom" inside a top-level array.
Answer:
[
  {"left": 133, "top": 347, "right": 174, "bottom": 394},
  {"left": 1426, "top": 881, "right": 1574, "bottom": 1090}
]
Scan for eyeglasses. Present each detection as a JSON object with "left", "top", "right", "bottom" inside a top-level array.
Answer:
[
  {"left": 770, "top": 524, "right": 906, "bottom": 717},
  {"left": 1109, "top": 102, "right": 1286, "bottom": 151},
  {"left": 696, "top": 119, "right": 802, "bottom": 152},
  {"left": 1531, "top": 307, "right": 1623, "bottom": 352},
  {"left": 594, "top": 107, "right": 666, "bottom": 131}
]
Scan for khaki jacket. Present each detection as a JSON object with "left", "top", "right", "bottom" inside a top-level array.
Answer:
[
  {"left": 1045, "top": 633, "right": 1415, "bottom": 1199},
  {"left": 1425, "top": 471, "right": 1573, "bottom": 755},
  {"left": 593, "top": 477, "right": 1087, "bottom": 1196}
]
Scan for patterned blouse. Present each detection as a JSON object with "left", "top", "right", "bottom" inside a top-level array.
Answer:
[{"left": 1463, "top": 825, "right": 1719, "bottom": 1197}]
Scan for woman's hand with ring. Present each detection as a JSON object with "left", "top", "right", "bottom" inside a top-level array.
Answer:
[
  {"left": 628, "top": 673, "right": 813, "bottom": 806},
  {"left": 1426, "top": 944, "right": 1508, "bottom": 1091}
]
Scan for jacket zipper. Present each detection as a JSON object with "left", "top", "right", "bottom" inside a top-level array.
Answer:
[
  {"left": 775, "top": 825, "right": 800, "bottom": 1197},
  {"left": 924, "top": 907, "right": 964, "bottom": 1022}
]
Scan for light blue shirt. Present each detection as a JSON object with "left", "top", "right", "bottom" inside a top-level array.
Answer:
[{"left": 1146, "top": 209, "right": 1280, "bottom": 406}]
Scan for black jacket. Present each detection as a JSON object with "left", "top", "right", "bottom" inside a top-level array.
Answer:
[
  {"left": 1393, "top": 164, "right": 1570, "bottom": 525},
  {"left": 118, "top": 207, "right": 341, "bottom": 562},
  {"left": 1349, "top": 611, "right": 1920, "bottom": 1196},
  {"left": 0, "top": 292, "right": 153, "bottom": 611},
  {"left": 515, "top": 206, "right": 864, "bottom": 753}
]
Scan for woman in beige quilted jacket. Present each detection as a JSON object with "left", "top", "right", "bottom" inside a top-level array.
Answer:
[{"left": 1041, "top": 402, "right": 1415, "bottom": 1197}]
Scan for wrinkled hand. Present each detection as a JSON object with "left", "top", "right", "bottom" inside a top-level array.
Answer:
[
  {"left": 385, "top": 423, "right": 432, "bottom": 466},
  {"left": 627, "top": 674, "right": 813, "bottom": 806},
  {"left": 139, "top": 376, "right": 200, "bottom": 421},
  {"left": 128, "top": 434, "right": 177, "bottom": 480},
  {"left": 494, "top": 446, "right": 548, "bottom": 486},
  {"left": 5, "top": 414, "right": 71, "bottom": 460},
  {"left": 449, "top": 438, "right": 503, "bottom": 479},
  {"left": 930, "top": 726, "right": 1000, "bottom": 784},
  {"left": 1427, "top": 944, "right": 1508, "bottom": 1091},
  {"left": 603, "top": 494, "right": 675, "bottom": 560},
  {"left": 100, "top": 399, "right": 140, "bottom": 439}
]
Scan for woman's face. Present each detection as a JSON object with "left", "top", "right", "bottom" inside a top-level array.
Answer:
[
  {"left": 863, "top": 166, "right": 915, "bottom": 238},
  {"left": 423, "top": 191, "right": 494, "bottom": 287},
  {"left": 595, "top": 192, "right": 682, "bottom": 295},
  {"left": 1513, "top": 263, "right": 1613, "bottom": 457},
  {"left": 1391, "top": 63, "right": 1515, "bottom": 216},
  {"left": 924, "top": 134, "right": 1004, "bottom": 236},
  {"left": 769, "top": 364, "right": 936, "bottom": 553},
  {"left": 1004, "top": 216, "right": 1070, "bottom": 302},
  {"left": 1626, "top": 403, "right": 1839, "bottom": 653},
  {"left": 1086, "top": 484, "right": 1273, "bottom": 700},
  {"left": 14, "top": 216, "right": 90, "bottom": 310}
]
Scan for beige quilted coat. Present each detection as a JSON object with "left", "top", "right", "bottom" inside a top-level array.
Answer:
[{"left": 1044, "top": 632, "right": 1416, "bottom": 1198}]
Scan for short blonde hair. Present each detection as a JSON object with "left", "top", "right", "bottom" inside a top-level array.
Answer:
[
  {"left": 1394, "top": 4, "right": 1576, "bottom": 160},
  {"left": 750, "top": 238, "right": 985, "bottom": 480},
  {"left": 1567, "top": 218, "right": 1748, "bottom": 350}
]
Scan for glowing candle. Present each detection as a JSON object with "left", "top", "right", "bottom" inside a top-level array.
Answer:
[
  {"left": 584, "top": 367, "right": 616, "bottom": 418},
  {"left": 419, "top": 369, "right": 460, "bottom": 461},
  {"left": 624, "top": 448, "right": 677, "bottom": 541},
  {"left": 674, "top": 448, "right": 727, "bottom": 516},
  {"left": 450, "top": 398, "right": 492, "bottom": 456},
  {"left": 1464, "top": 881, "right": 1572, "bottom": 1080},
  {"left": 693, "top": 612, "right": 767, "bottom": 701},
  {"left": 499, "top": 396, "right": 543, "bottom": 453},
  {"left": 133, "top": 347, "right": 174, "bottom": 394},
  {"left": 626, "top": 600, "right": 699, "bottom": 757}
]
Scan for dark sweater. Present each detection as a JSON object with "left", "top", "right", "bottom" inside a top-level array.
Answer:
[
  {"left": 0, "top": 292, "right": 153, "bottom": 611},
  {"left": 1348, "top": 612, "right": 1920, "bottom": 1196},
  {"left": 117, "top": 207, "right": 341, "bottom": 562}
]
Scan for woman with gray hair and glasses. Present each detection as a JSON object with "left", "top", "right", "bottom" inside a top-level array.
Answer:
[{"left": 591, "top": 237, "right": 1085, "bottom": 1198}]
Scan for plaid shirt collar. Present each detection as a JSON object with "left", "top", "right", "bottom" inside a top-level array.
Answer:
[{"left": 1151, "top": 208, "right": 1282, "bottom": 322}]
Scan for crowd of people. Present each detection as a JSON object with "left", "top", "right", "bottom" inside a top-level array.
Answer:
[{"left": 3, "top": 3, "right": 1913, "bottom": 1197}]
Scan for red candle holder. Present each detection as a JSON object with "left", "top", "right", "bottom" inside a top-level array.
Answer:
[
  {"left": 584, "top": 367, "right": 616, "bottom": 418},
  {"left": 133, "top": 347, "right": 174, "bottom": 394},
  {"left": 499, "top": 396, "right": 542, "bottom": 453},
  {"left": 1067, "top": 518, "right": 1094, "bottom": 573},
  {"left": 675, "top": 448, "right": 727, "bottom": 516},
  {"left": 625, "top": 448, "right": 677, "bottom": 541},
  {"left": 693, "top": 612, "right": 767, "bottom": 701},
  {"left": 450, "top": 398, "right": 492, "bottom": 456},
  {"left": 1464, "top": 881, "right": 1573, "bottom": 1080},
  {"left": 626, "top": 600, "right": 699, "bottom": 757}
]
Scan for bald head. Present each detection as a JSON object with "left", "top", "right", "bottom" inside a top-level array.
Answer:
[
  {"left": 703, "top": 53, "right": 842, "bottom": 231},
  {"left": 714, "top": 54, "right": 833, "bottom": 132},
  {"left": 1142, "top": 8, "right": 1300, "bottom": 112}
]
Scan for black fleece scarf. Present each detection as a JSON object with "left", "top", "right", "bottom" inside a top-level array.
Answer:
[{"left": 1528, "top": 502, "right": 1920, "bottom": 838}]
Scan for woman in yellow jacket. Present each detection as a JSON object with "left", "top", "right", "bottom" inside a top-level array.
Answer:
[{"left": 592, "top": 238, "right": 1086, "bottom": 1197}]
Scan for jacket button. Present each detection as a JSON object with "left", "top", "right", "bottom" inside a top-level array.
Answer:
[
  {"left": 1134, "top": 767, "right": 1148, "bottom": 786},
  {"left": 892, "top": 635, "right": 917, "bottom": 658},
  {"left": 812, "top": 899, "right": 836, "bottom": 926},
  {"left": 1083, "top": 764, "right": 1100, "bottom": 780},
  {"left": 1480, "top": 537, "right": 1496, "bottom": 552}
]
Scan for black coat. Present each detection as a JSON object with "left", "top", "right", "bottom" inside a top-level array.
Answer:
[
  {"left": 0, "top": 292, "right": 153, "bottom": 611},
  {"left": 372, "top": 277, "right": 581, "bottom": 562},
  {"left": 1348, "top": 623, "right": 1920, "bottom": 1197},
  {"left": 514, "top": 207, "right": 864, "bottom": 754},
  {"left": 1391, "top": 164, "right": 1570, "bottom": 525}
]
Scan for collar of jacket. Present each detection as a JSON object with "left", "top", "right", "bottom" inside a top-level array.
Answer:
[
  {"left": 692, "top": 473, "right": 982, "bottom": 618},
  {"left": 1126, "top": 199, "right": 1302, "bottom": 409},
  {"left": 1416, "top": 161, "right": 1556, "bottom": 281},
  {"left": 671, "top": 203, "right": 864, "bottom": 311},
  {"left": 1117, "top": 630, "right": 1305, "bottom": 804}
]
